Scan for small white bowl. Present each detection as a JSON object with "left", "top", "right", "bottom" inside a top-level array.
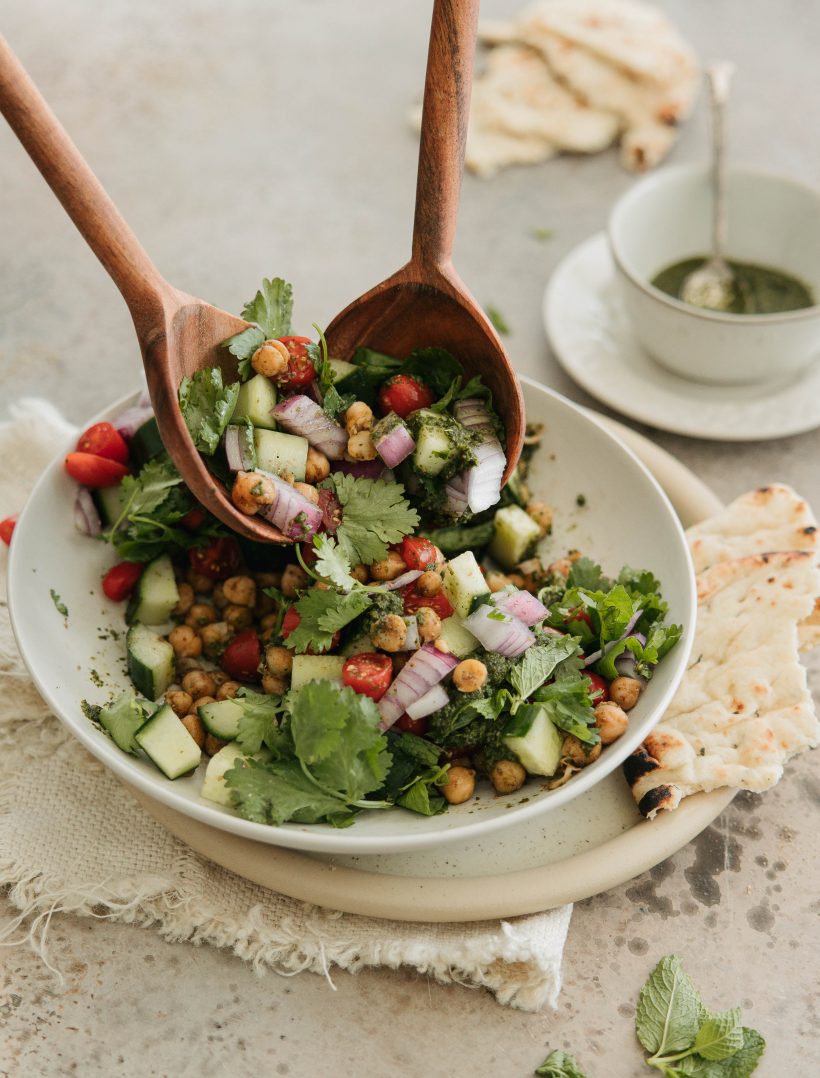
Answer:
[{"left": 608, "top": 164, "right": 820, "bottom": 385}]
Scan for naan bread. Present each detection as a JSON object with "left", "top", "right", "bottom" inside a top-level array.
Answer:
[
  {"left": 687, "top": 484, "right": 820, "bottom": 650},
  {"left": 477, "top": 0, "right": 699, "bottom": 172},
  {"left": 626, "top": 551, "right": 820, "bottom": 817}
]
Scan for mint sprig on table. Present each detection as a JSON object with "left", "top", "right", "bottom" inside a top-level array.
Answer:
[{"left": 535, "top": 1049, "right": 589, "bottom": 1076}]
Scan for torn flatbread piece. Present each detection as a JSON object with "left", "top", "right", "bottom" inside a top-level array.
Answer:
[
  {"left": 687, "top": 484, "right": 820, "bottom": 650},
  {"left": 626, "top": 551, "right": 820, "bottom": 818}
]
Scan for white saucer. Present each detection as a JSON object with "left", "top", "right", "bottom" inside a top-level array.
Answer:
[{"left": 543, "top": 232, "right": 820, "bottom": 441}]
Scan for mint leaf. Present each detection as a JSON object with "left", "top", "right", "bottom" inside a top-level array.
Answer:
[
  {"left": 693, "top": 1010, "right": 744, "bottom": 1061},
  {"left": 223, "top": 324, "right": 266, "bottom": 381},
  {"left": 401, "top": 347, "right": 462, "bottom": 397},
  {"left": 637, "top": 955, "right": 705, "bottom": 1059},
  {"left": 224, "top": 756, "right": 351, "bottom": 825},
  {"left": 330, "top": 474, "right": 420, "bottom": 566},
  {"left": 671, "top": 1027, "right": 765, "bottom": 1077},
  {"left": 312, "top": 534, "right": 359, "bottom": 591},
  {"left": 508, "top": 636, "right": 581, "bottom": 702},
  {"left": 396, "top": 770, "right": 448, "bottom": 816},
  {"left": 50, "top": 589, "right": 68, "bottom": 617},
  {"left": 532, "top": 667, "right": 599, "bottom": 746},
  {"left": 240, "top": 277, "right": 293, "bottom": 339},
  {"left": 232, "top": 688, "right": 287, "bottom": 755},
  {"left": 178, "top": 368, "right": 239, "bottom": 455},
  {"left": 534, "top": 1049, "right": 589, "bottom": 1077}
]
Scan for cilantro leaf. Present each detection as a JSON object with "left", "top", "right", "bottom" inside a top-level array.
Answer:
[
  {"left": 224, "top": 756, "right": 352, "bottom": 825},
  {"left": 83, "top": 691, "right": 147, "bottom": 755},
  {"left": 532, "top": 666, "right": 599, "bottom": 746},
  {"left": 330, "top": 474, "right": 420, "bottom": 566},
  {"left": 507, "top": 636, "right": 581, "bottom": 703},
  {"left": 223, "top": 324, "right": 266, "bottom": 381},
  {"left": 396, "top": 770, "right": 448, "bottom": 816},
  {"left": 286, "top": 588, "right": 372, "bottom": 654},
  {"left": 567, "top": 556, "right": 611, "bottom": 592},
  {"left": 534, "top": 1049, "right": 589, "bottom": 1077},
  {"left": 240, "top": 277, "right": 293, "bottom": 339},
  {"left": 693, "top": 1010, "right": 745, "bottom": 1061},
  {"left": 113, "top": 457, "right": 183, "bottom": 527},
  {"left": 232, "top": 688, "right": 287, "bottom": 755},
  {"left": 637, "top": 955, "right": 706, "bottom": 1058},
  {"left": 312, "top": 535, "right": 359, "bottom": 590},
  {"left": 50, "top": 589, "right": 68, "bottom": 617},
  {"left": 178, "top": 368, "right": 239, "bottom": 455}
]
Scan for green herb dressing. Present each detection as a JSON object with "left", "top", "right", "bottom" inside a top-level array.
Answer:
[{"left": 652, "top": 257, "right": 814, "bottom": 314}]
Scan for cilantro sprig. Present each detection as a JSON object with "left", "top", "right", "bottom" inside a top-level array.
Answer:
[
  {"left": 222, "top": 276, "right": 294, "bottom": 379},
  {"left": 328, "top": 473, "right": 420, "bottom": 566},
  {"left": 178, "top": 367, "right": 239, "bottom": 454}
]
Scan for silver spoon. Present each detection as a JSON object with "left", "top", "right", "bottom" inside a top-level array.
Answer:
[{"left": 680, "top": 61, "right": 737, "bottom": 311}]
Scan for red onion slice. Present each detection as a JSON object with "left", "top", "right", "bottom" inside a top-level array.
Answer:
[
  {"left": 378, "top": 644, "right": 458, "bottom": 729},
  {"left": 405, "top": 682, "right": 449, "bottom": 721},
  {"left": 272, "top": 395, "right": 347, "bottom": 459},
  {"left": 399, "top": 617, "right": 421, "bottom": 652},
  {"left": 463, "top": 604, "right": 534, "bottom": 658},
  {"left": 383, "top": 569, "right": 423, "bottom": 592},
  {"left": 331, "top": 459, "right": 385, "bottom": 480},
  {"left": 115, "top": 405, "right": 154, "bottom": 441},
  {"left": 257, "top": 473, "right": 324, "bottom": 541},
  {"left": 74, "top": 488, "right": 102, "bottom": 537},
  {"left": 224, "top": 426, "right": 255, "bottom": 472},
  {"left": 449, "top": 399, "right": 505, "bottom": 514},
  {"left": 494, "top": 588, "right": 548, "bottom": 626},
  {"left": 372, "top": 412, "right": 416, "bottom": 468}
]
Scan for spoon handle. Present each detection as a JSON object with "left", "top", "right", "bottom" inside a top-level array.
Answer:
[
  {"left": 0, "top": 35, "right": 169, "bottom": 335},
  {"left": 707, "top": 60, "right": 735, "bottom": 267},
  {"left": 411, "top": 0, "right": 479, "bottom": 273}
]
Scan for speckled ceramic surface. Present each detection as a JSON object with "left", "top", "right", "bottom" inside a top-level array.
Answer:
[{"left": 544, "top": 233, "right": 820, "bottom": 440}]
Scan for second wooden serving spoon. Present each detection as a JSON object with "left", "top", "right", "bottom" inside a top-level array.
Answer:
[{"left": 0, "top": 0, "right": 523, "bottom": 545}]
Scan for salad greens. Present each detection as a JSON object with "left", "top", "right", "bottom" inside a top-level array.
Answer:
[
  {"left": 535, "top": 1050, "right": 589, "bottom": 1077},
  {"left": 327, "top": 473, "right": 420, "bottom": 566},
  {"left": 178, "top": 368, "right": 239, "bottom": 455}
]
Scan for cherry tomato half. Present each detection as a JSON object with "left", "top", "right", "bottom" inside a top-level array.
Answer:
[
  {"left": 400, "top": 536, "right": 438, "bottom": 572},
  {"left": 342, "top": 652, "right": 393, "bottom": 701},
  {"left": 179, "top": 506, "right": 206, "bottom": 531},
  {"left": 64, "top": 452, "right": 129, "bottom": 488},
  {"left": 76, "top": 422, "right": 129, "bottom": 465},
  {"left": 0, "top": 515, "right": 18, "bottom": 546},
  {"left": 102, "top": 561, "right": 144, "bottom": 602},
  {"left": 282, "top": 608, "right": 340, "bottom": 654},
  {"left": 377, "top": 374, "right": 435, "bottom": 418},
  {"left": 276, "top": 335, "right": 316, "bottom": 391},
  {"left": 566, "top": 608, "right": 593, "bottom": 630},
  {"left": 402, "top": 582, "right": 453, "bottom": 620},
  {"left": 221, "top": 628, "right": 261, "bottom": 682},
  {"left": 188, "top": 537, "right": 242, "bottom": 581},
  {"left": 395, "top": 712, "right": 429, "bottom": 736},
  {"left": 584, "top": 672, "right": 610, "bottom": 703}
]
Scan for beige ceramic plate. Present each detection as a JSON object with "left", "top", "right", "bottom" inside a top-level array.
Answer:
[{"left": 129, "top": 407, "right": 732, "bottom": 922}]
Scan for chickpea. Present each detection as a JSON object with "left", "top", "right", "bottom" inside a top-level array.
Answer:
[
  {"left": 548, "top": 558, "right": 572, "bottom": 579},
  {"left": 180, "top": 713, "right": 206, "bottom": 750},
  {"left": 185, "top": 603, "right": 218, "bottom": 630},
  {"left": 200, "top": 621, "right": 231, "bottom": 657},
  {"left": 452, "top": 658, "right": 488, "bottom": 693},
  {"left": 265, "top": 645, "right": 293, "bottom": 677},
  {"left": 370, "top": 614, "right": 407, "bottom": 652},
  {"left": 526, "top": 501, "right": 553, "bottom": 537},
  {"left": 350, "top": 563, "right": 369, "bottom": 584},
  {"left": 165, "top": 690, "right": 193, "bottom": 717},
  {"left": 259, "top": 612, "right": 280, "bottom": 633},
  {"left": 209, "top": 669, "right": 229, "bottom": 689},
  {"left": 416, "top": 606, "right": 442, "bottom": 643},
  {"left": 262, "top": 672, "right": 288, "bottom": 696},
  {"left": 168, "top": 625, "right": 203, "bottom": 659},
  {"left": 305, "top": 447, "right": 330, "bottom": 484},
  {"left": 516, "top": 558, "right": 544, "bottom": 594},
  {"left": 345, "top": 401, "right": 374, "bottom": 436},
  {"left": 255, "top": 571, "right": 282, "bottom": 590},
  {"left": 561, "top": 735, "right": 602, "bottom": 767},
  {"left": 251, "top": 338, "right": 289, "bottom": 378},
  {"left": 281, "top": 563, "right": 310, "bottom": 598},
  {"left": 293, "top": 482, "right": 320, "bottom": 506},
  {"left": 490, "top": 759, "right": 527, "bottom": 795},
  {"left": 439, "top": 766, "right": 476, "bottom": 805},
  {"left": 416, "top": 570, "right": 442, "bottom": 597},
  {"left": 231, "top": 470, "right": 277, "bottom": 516},
  {"left": 486, "top": 570, "right": 512, "bottom": 594},
  {"left": 186, "top": 568, "right": 214, "bottom": 594},
  {"left": 173, "top": 582, "right": 195, "bottom": 617},
  {"left": 370, "top": 550, "right": 408, "bottom": 581},
  {"left": 346, "top": 431, "right": 377, "bottom": 461},
  {"left": 506, "top": 572, "right": 526, "bottom": 589},
  {"left": 192, "top": 695, "right": 216, "bottom": 711},
  {"left": 609, "top": 676, "right": 642, "bottom": 711},
  {"left": 204, "top": 733, "right": 228, "bottom": 757},
  {"left": 222, "top": 575, "right": 256, "bottom": 608},
  {"left": 181, "top": 670, "right": 216, "bottom": 699},
  {"left": 224, "top": 603, "right": 254, "bottom": 632},
  {"left": 216, "top": 680, "right": 241, "bottom": 700},
  {"left": 594, "top": 701, "right": 629, "bottom": 745},
  {"left": 211, "top": 581, "right": 229, "bottom": 610}
]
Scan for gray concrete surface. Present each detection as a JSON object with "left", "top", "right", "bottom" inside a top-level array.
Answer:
[{"left": 1, "top": 1, "right": 819, "bottom": 1075}]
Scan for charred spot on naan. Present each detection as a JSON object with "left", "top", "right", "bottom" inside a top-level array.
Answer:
[
  {"left": 637, "top": 784, "right": 680, "bottom": 819},
  {"left": 623, "top": 744, "right": 661, "bottom": 786}
]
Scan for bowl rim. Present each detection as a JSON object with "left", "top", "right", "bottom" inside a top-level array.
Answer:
[
  {"left": 7, "top": 378, "right": 697, "bottom": 855},
  {"left": 608, "top": 162, "right": 820, "bottom": 325}
]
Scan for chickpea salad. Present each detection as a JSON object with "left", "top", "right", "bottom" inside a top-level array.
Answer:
[
  {"left": 176, "top": 275, "right": 507, "bottom": 540},
  {"left": 66, "top": 280, "right": 683, "bottom": 829}
]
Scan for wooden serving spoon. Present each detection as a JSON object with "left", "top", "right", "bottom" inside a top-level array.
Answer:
[
  {"left": 325, "top": 0, "right": 524, "bottom": 483},
  {"left": 0, "top": 34, "right": 287, "bottom": 543}
]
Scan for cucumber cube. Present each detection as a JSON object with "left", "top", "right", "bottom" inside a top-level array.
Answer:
[
  {"left": 290, "top": 655, "right": 346, "bottom": 691},
  {"left": 437, "top": 616, "right": 479, "bottom": 658},
  {"left": 503, "top": 705, "right": 563, "bottom": 777},
  {"left": 328, "top": 358, "right": 357, "bottom": 382},
  {"left": 198, "top": 699, "right": 243, "bottom": 740},
  {"left": 201, "top": 742, "right": 247, "bottom": 806},
  {"left": 442, "top": 551, "right": 490, "bottom": 619},
  {"left": 235, "top": 374, "right": 278, "bottom": 430},
  {"left": 135, "top": 704, "right": 202, "bottom": 779},
  {"left": 489, "top": 505, "right": 542, "bottom": 570},
  {"left": 254, "top": 429, "right": 308, "bottom": 481}
]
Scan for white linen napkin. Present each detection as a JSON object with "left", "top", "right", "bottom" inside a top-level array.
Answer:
[{"left": 0, "top": 398, "right": 571, "bottom": 1012}]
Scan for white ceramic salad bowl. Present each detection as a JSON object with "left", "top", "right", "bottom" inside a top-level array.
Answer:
[{"left": 8, "top": 376, "right": 696, "bottom": 854}]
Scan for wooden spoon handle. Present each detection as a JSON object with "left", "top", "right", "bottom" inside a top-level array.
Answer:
[
  {"left": 411, "top": 0, "right": 479, "bottom": 273},
  {"left": 0, "top": 35, "right": 169, "bottom": 335}
]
